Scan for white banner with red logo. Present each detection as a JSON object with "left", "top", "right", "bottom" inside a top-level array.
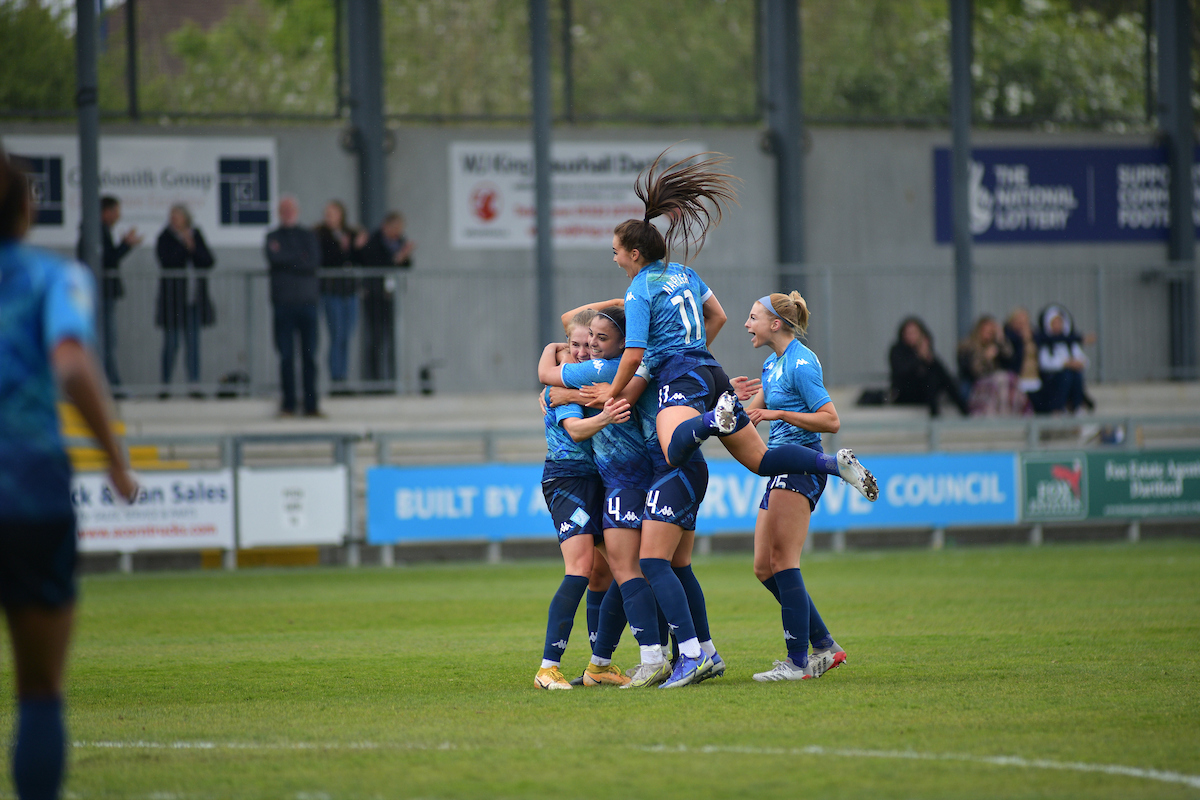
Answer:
[
  {"left": 449, "top": 141, "right": 706, "bottom": 249},
  {"left": 72, "top": 470, "right": 235, "bottom": 553}
]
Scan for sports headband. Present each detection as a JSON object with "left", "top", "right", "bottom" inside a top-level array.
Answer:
[
  {"left": 758, "top": 295, "right": 798, "bottom": 330},
  {"left": 596, "top": 311, "right": 625, "bottom": 336}
]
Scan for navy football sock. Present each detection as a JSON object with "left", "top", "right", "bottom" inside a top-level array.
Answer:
[
  {"left": 656, "top": 600, "right": 670, "bottom": 647},
  {"left": 808, "top": 592, "right": 831, "bottom": 646},
  {"left": 665, "top": 413, "right": 717, "bottom": 467},
  {"left": 672, "top": 564, "right": 711, "bottom": 643},
  {"left": 593, "top": 582, "right": 626, "bottom": 659},
  {"left": 586, "top": 588, "right": 605, "bottom": 648},
  {"left": 542, "top": 575, "right": 588, "bottom": 663},
  {"left": 755, "top": 444, "right": 839, "bottom": 477},
  {"left": 639, "top": 558, "right": 697, "bottom": 644},
  {"left": 774, "top": 568, "right": 811, "bottom": 667},
  {"left": 13, "top": 695, "right": 65, "bottom": 800},
  {"left": 761, "top": 575, "right": 782, "bottom": 603},
  {"left": 617, "top": 578, "right": 660, "bottom": 647}
]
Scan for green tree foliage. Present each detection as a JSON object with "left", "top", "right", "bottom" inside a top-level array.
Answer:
[
  {"left": 0, "top": 1, "right": 75, "bottom": 112},
  {"left": 146, "top": 0, "right": 337, "bottom": 114},
  {"left": 2, "top": 0, "right": 1192, "bottom": 126}
]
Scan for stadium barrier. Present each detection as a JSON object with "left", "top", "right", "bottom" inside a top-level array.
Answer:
[
  {"left": 67, "top": 422, "right": 1200, "bottom": 570},
  {"left": 68, "top": 433, "right": 356, "bottom": 571}
]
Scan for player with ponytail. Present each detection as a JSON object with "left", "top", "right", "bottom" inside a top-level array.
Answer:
[{"left": 732, "top": 292, "right": 848, "bottom": 681}]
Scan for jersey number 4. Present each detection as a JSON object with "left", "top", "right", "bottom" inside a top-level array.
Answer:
[{"left": 670, "top": 290, "right": 702, "bottom": 344}]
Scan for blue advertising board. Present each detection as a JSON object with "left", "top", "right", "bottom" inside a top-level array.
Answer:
[
  {"left": 933, "top": 146, "right": 1200, "bottom": 243},
  {"left": 366, "top": 452, "right": 1019, "bottom": 544}
]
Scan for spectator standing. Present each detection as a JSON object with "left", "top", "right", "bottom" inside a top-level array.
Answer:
[
  {"left": 155, "top": 204, "right": 215, "bottom": 398},
  {"left": 77, "top": 195, "right": 141, "bottom": 392},
  {"left": 957, "top": 315, "right": 1029, "bottom": 416},
  {"left": 315, "top": 200, "right": 367, "bottom": 394},
  {"left": 1031, "top": 304, "right": 1094, "bottom": 415},
  {"left": 357, "top": 211, "right": 414, "bottom": 388},
  {"left": 265, "top": 196, "right": 322, "bottom": 417},
  {"left": 889, "top": 316, "right": 968, "bottom": 416}
]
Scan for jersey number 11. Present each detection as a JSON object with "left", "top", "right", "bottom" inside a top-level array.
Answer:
[{"left": 671, "top": 290, "right": 702, "bottom": 344}]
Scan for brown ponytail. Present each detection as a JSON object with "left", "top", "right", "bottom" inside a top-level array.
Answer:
[{"left": 614, "top": 149, "right": 740, "bottom": 265}]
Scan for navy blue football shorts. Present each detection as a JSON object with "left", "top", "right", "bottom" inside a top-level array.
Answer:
[
  {"left": 602, "top": 486, "right": 648, "bottom": 530},
  {"left": 0, "top": 516, "right": 78, "bottom": 609},
  {"left": 542, "top": 476, "right": 604, "bottom": 544},
  {"left": 655, "top": 364, "right": 752, "bottom": 436},
  {"left": 759, "top": 471, "right": 828, "bottom": 513},
  {"left": 642, "top": 458, "right": 709, "bottom": 531}
]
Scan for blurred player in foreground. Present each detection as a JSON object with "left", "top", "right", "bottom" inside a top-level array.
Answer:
[{"left": 0, "top": 147, "right": 137, "bottom": 799}]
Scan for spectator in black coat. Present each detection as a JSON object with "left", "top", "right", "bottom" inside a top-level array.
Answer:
[
  {"left": 889, "top": 316, "right": 968, "bottom": 416},
  {"left": 77, "top": 195, "right": 142, "bottom": 389},
  {"left": 265, "top": 196, "right": 322, "bottom": 417},
  {"left": 357, "top": 211, "right": 414, "bottom": 388},
  {"left": 155, "top": 204, "right": 214, "bottom": 396}
]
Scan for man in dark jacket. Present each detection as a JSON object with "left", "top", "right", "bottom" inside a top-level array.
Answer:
[
  {"left": 77, "top": 195, "right": 141, "bottom": 390},
  {"left": 265, "top": 196, "right": 322, "bottom": 417},
  {"left": 357, "top": 211, "right": 414, "bottom": 387}
]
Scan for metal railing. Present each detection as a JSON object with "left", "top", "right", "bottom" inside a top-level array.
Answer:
[{"left": 90, "top": 259, "right": 1199, "bottom": 399}]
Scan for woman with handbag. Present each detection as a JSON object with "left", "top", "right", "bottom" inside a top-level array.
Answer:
[{"left": 155, "top": 204, "right": 215, "bottom": 397}]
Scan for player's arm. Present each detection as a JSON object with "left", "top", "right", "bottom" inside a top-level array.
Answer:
[
  {"left": 536, "top": 342, "right": 569, "bottom": 386},
  {"left": 561, "top": 399, "right": 631, "bottom": 442},
  {"left": 559, "top": 298, "right": 625, "bottom": 335},
  {"left": 590, "top": 348, "right": 643, "bottom": 406},
  {"left": 703, "top": 294, "right": 727, "bottom": 347},
  {"left": 52, "top": 339, "right": 138, "bottom": 501},
  {"left": 548, "top": 386, "right": 589, "bottom": 407},
  {"left": 749, "top": 401, "right": 840, "bottom": 434}
]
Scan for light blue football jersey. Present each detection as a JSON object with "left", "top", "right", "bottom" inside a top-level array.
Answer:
[
  {"left": 0, "top": 242, "right": 95, "bottom": 520},
  {"left": 623, "top": 261, "right": 718, "bottom": 384},
  {"left": 760, "top": 338, "right": 832, "bottom": 450},
  {"left": 561, "top": 358, "right": 655, "bottom": 492},
  {"left": 542, "top": 390, "right": 597, "bottom": 480}
]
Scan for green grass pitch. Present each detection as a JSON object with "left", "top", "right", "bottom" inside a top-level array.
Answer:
[{"left": 6, "top": 540, "right": 1198, "bottom": 799}]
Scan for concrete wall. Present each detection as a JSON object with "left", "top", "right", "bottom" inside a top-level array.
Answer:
[{"left": 2, "top": 121, "right": 1182, "bottom": 394}]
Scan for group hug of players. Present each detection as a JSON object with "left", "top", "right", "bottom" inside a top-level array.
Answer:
[{"left": 534, "top": 151, "right": 879, "bottom": 690}]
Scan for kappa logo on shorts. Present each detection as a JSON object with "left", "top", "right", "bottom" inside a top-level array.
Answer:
[
  {"left": 622, "top": 511, "right": 640, "bottom": 522},
  {"left": 559, "top": 521, "right": 572, "bottom": 534},
  {"left": 670, "top": 393, "right": 687, "bottom": 402},
  {"left": 658, "top": 506, "right": 674, "bottom": 518},
  {"left": 630, "top": 625, "right": 643, "bottom": 636}
]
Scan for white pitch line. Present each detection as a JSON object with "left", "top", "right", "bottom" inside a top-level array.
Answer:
[
  {"left": 72, "top": 740, "right": 1200, "bottom": 791},
  {"left": 635, "top": 743, "right": 1200, "bottom": 790}
]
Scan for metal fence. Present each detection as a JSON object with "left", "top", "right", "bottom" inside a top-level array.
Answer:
[{"left": 97, "top": 259, "right": 1198, "bottom": 399}]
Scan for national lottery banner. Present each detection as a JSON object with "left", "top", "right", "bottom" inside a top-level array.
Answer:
[
  {"left": 365, "top": 452, "right": 1019, "bottom": 543},
  {"left": 72, "top": 469, "right": 235, "bottom": 553},
  {"left": 449, "top": 141, "right": 705, "bottom": 249},
  {"left": 933, "top": 146, "right": 1200, "bottom": 243},
  {"left": 1022, "top": 450, "right": 1200, "bottom": 522},
  {"left": 1, "top": 135, "right": 276, "bottom": 248}
]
